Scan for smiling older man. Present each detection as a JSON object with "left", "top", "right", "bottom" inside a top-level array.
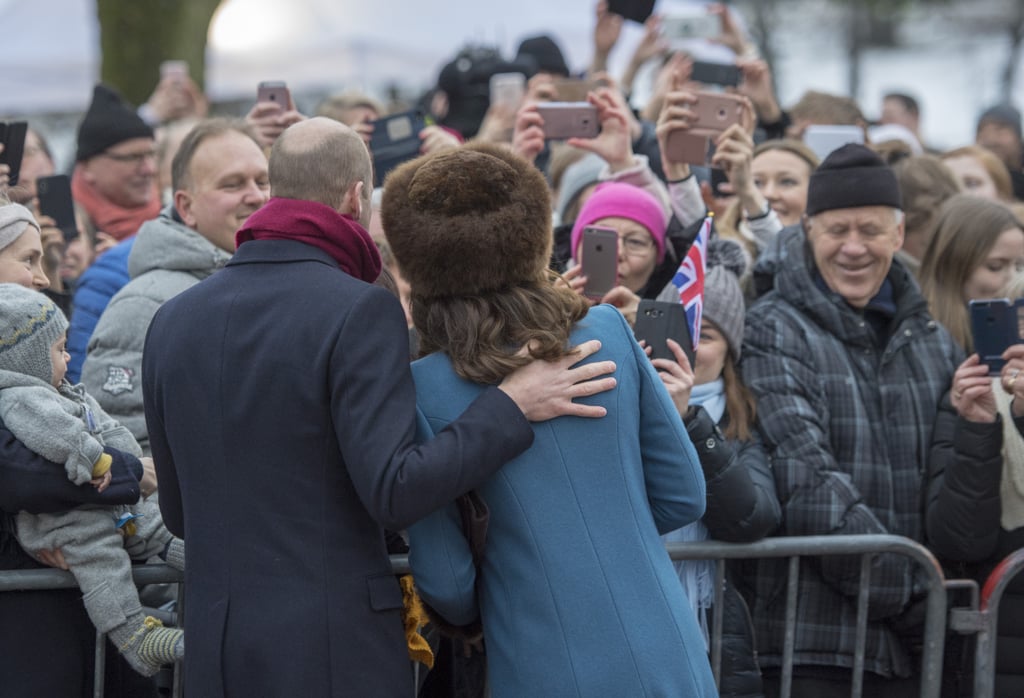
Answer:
[{"left": 739, "top": 144, "right": 963, "bottom": 698}]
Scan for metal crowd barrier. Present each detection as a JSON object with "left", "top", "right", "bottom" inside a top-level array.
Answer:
[{"left": 0, "top": 534, "right": 993, "bottom": 698}]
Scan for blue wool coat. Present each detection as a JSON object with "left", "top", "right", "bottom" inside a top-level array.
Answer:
[
  {"left": 142, "top": 239, "right": 534, "bottom": 698},
  {"left": 408, "top": 305, "right": 718, "bottom": 698}
]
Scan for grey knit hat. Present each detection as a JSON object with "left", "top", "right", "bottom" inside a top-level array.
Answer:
[
  {"left": 0, "top": 203, "right": 41, "bottom": 253},
  {"left": 0, "top": 283, "right": 69, "bottom": 385},
  {"left": 702, "top": 239, "right": 747, "bottom": 360}
]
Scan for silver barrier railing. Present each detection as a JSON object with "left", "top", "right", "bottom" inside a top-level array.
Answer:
[{"left": 0, "top": 534, "right": 951, "bottom": 698}]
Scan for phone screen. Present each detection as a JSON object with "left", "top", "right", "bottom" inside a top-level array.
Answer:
[
  {"left": 0, "top": 121, "right": 28, "bottom": 187},
  {"left": 580, "top": 226, "right": 618, "bottom": 299}
]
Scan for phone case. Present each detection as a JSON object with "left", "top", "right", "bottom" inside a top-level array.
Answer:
[
  {"left": 0, "top": 121, "right": 27, "bottom": 187},
  {"left": 369, "top": 109, "right": 427, "bottom": 187},
  {"left": 580, "top": 226, "right": 619, "bottom": 299},
  {"left": 257, "top": 81, "right": 290, "bottom": 106},
  {"left": 970, "top": 298, "right": 1024, "bottom": 375},
  {"left": 536, "top": 103, "right": 600, "bottom": 141},
  {"left": 36, "top": 174, "right": 77, "bottom": 242},
  {"left": 606, "top": 0, "right": 655, "bottom": 23},
  {"left": 634, "top": 300, "right": 695, "bottom": 366}
]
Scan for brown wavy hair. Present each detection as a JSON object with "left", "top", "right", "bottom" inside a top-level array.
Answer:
[{"left": 413, "top": 271, "right": 591, "bottom": 385}]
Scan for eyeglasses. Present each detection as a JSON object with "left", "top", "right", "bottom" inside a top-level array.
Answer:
[
  {"left": 101, "top": 150, "right": 157, "bottom": 165},
  {"left": 620, "top": 235, "right": 654, "bottom": 256}
]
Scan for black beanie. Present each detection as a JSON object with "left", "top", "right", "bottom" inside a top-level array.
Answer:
[
  {"left": 977, "top": 103, "right": 1023, "bottom": 140},
  {"left": 75, "top": 84, "right": 154, "bottom": 162},
  {"left": 515, "top": 35, "right": 570, "bottom": 77},
  {"left": 805, "top": 143, "right": 901, "bottom": 216}
]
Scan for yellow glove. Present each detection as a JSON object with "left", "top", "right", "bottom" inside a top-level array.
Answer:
[
  {"left": 400, "top": 574, "right": 434, "bottom": 669},
  {"left": 91, "top": 453, "right": 112, "bottom": 478}
]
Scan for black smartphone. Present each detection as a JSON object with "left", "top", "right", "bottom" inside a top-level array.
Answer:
[
  {"left": 0, "top": 121, "right": 28, "bottom": 187},
  {"left": 36, "top": 174, "right": 78, "bottom": 242},
  {"left": 369, "top": 109, "right": 428, "bottom": 188},
  {"left": 969, "top": 298, "right": 1024, "bottom": 375},
  {"left": 607, "top": 0, "right": 656, "bottom": 23},
  {"left": 580, "top": 226, "right": 618, "bottom": 300},
  {"left": 634, "top": 300, "right": 696, "bottom": 367},
  {"left": 690, "top": 60, "right": 742, "bottom": 88}
]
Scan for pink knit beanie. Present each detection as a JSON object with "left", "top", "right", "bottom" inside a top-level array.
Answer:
[{"left": 570, "top": 182, "right": 668, "bottom": 263}]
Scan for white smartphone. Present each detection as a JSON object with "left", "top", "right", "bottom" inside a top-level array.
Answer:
[
  {"left": 660, "top": 11, "right": 720, "bottom": 44},
  {"left": 803, "top": 124, "right": 865, "bottom": 162},
  {"left": 536, "top": 102, "right": 600, "bottom": 141},
  {"left": 489, "top": 72, "right": 526, "bottom": 109},
  {"left": 160, "top": 60, "right": 189, "bottom": 83}
]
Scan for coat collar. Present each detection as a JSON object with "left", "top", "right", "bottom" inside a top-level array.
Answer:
[{"left": 226, "top": 238, "right": 340, "bottom": 269}]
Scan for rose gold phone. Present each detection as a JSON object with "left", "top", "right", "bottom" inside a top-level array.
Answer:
[
  {"left": 257, "top": 81, "right": 291, "bottom": 107},
  {"left": 664, "top": 91, "right": 744, "bottom": 166}
]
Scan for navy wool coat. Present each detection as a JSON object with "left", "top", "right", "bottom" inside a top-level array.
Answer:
[{"left": 142, "top": 239, "right": 533, "bottom": 697}]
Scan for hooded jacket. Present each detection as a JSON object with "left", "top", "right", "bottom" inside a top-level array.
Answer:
[{"left": 81, "top": 207, "right": 231, "bottom": 454}]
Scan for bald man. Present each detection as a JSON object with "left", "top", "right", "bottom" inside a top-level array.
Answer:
[{"left": 141, "top": 118, "right": 617, "bottom": 695}]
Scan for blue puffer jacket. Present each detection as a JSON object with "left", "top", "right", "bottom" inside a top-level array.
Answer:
[{"left": 66, "top": 237, "right": 134, "bottom": 383}]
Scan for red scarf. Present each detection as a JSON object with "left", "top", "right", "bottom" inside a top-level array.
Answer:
[
  {"left": 71, "top": 166, "right": 162, "bottom": 240},
  {"left": 235, "top": 197, "right": 381, "bottom": 283}
]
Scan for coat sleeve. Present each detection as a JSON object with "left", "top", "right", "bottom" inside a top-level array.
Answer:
[
  {"left": 0, "top": 415, "right": 140, "bottom": 515},
  {"left": 627, "top": 311, "right": 707, "bottom": 534},
  {"left": 686, "top": 405, "right": 781, "bottom": 542},
  {"left": 331, "top": 287, "right": 535, "bottom": 531},
  {"left": 925, "top": 393, "right": 1003, "bottom": 563},
  {"left": 141, "top": 318, "right": 184, "bottom": 537},
  {"left": 742, "top": 309, "right": 913, "bottom": 619}
]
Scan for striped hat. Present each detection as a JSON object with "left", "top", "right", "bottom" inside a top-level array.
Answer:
[{"left": 0, "top": 284, "right": 68, "bottom": 385}]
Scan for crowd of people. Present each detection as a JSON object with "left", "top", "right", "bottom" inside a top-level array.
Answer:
[{"left": 1, "top": 1, "right": 1024, "bottom": 696}]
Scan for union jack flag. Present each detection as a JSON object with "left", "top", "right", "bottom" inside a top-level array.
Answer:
[{"left": 670, "top": 214, "right": 711, "bottom": 352}]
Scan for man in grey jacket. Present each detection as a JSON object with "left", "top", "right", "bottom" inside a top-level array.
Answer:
[
  {"left": 81, "top": 118, "right": 269, "bottom": 454},
  {"left": 740, "top": 144, "right": 962, "bottom": 697}
]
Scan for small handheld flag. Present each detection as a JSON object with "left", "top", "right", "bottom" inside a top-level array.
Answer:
[{"left": 670, "top": 214, "right": 711, "bottom": 353}]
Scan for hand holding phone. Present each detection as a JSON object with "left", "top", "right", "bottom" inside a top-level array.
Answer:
[
  {"left": 633, "top": 300, "right": 696, "bottom": 367},
  {"left": 580, "top": 226, "right": 619, "bottom": 299},
  {"left": 662, "top": 92, "right": 745, "bottom": 166},
  {"left": 970, "top": 298, "right": 1024, "bottom": 375},
  {"left": 36, "top": 174, "right": 78, "bottom": 243}
]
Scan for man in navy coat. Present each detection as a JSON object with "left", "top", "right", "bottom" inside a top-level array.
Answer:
[{"left": 141, "top": 117, "right": 616, "bottom": 697}]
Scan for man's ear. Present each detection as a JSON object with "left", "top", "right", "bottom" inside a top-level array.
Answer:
[
  {"left": 344, "top": 180, "right": 364, "bottom": 220},
  {"left": 174, "top": 190, "right": 196, "bottom": 228}
]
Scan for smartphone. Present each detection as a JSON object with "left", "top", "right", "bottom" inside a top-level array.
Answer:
[
  {"left": 0, "top": 121, "right": 28, "bottom": 187},
  {"left": 489, "top": 72, "right": 526, "bottom": 109},
  {"left": 803, "top": 124, "right": 864, "bottom": 162},
  {"left": 536, "top": 102, "right": 600, "bottom": 141},
  {"left": 580, "top": 226, "right": 619, "bottom": 300},
  {"left": 160, "top": 60, "right": 189, "bottom": 82},
  {"left": 633, "top": 300, "right": 696, "bottom": 367},
  {"left": 663, "top": 92, "right": 745, "bottom": 166},
  {"left": 369, "top": 109, "right": 428, "bottom": 188},
  {"left": 690, "top": 60, "right": 742, "bottom": 88},
  {"left": 606, "top": 0, "right": 656, "bottom": 23},
  {"left": 660, "top": 11, "right": 720, "bottom": 44},
  {"left": 970, "top": 298, "right": 1024, "bottom": 375},
  {"left": 36, "top": 174, "right": 78, "bottom": 242},
  {"left": 549, "top": 77, "right": 606, "bottom": 103},
  {"left": 257, "top": 81, "right": 291, "bottom": 107}
]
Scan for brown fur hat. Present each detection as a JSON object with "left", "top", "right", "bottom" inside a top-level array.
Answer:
[{"left": 381, "top": 142, "right": 553, "bottom": 299}]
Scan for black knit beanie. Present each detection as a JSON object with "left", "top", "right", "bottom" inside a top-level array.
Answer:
[
  {"left": 515, "top": 35, "right": 570, "bottom": 77},
  {"left": 805, "top": 143, "right": 902, "bottom": 216},
  {"left": 977, "top": 103, "right": 1023, "bottom": 140},
  {"left": 75, "top": 84, "right": 154, "bottom": 162}
]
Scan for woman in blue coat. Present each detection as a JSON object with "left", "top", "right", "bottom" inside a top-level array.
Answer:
[{"left": 382, "top": 143, "right": 717, "bottom": 697}]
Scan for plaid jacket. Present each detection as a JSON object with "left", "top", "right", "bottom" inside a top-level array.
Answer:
[{"left": 740, "top": 227, "right": 962, "bottom": 678}]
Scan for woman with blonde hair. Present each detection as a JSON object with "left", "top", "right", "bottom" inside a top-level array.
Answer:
[{"left": 919, "top": 194, "right": 1024, "bottom": 351}]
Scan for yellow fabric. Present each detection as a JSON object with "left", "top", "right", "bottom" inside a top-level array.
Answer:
[
  {"left": 400, "top": 574, "right": 434, "bottom": 668},
  {"left": 92, "top": 453, "right": 112, "bottom": 478}
]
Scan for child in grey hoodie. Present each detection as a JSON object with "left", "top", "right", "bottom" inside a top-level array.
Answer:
[{"left": 0, "top": 282, "right": 184, "bottom": 676}]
